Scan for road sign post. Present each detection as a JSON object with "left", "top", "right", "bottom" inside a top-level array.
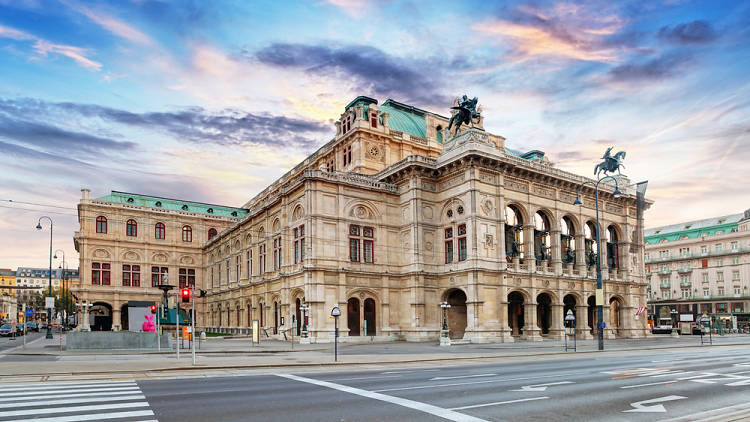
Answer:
[{"left": 331, "top": 304, "right": 341, "bottom": 362}]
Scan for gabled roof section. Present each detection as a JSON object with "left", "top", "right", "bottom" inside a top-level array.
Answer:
[
  {"left": 97, "top": 191, "right": 248, "bottom": 218},
  {"left": 645, "top": 213, "right": 743, "bottom": 244},
  {"left": 379, "top": 99, "right": 429, "bottom": 139}
]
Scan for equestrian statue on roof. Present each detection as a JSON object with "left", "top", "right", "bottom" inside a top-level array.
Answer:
[
  {"left": 594, "top": 147, "right": 626, "bottom": 178},
  {"left": 448, "top": 94, "right": 481, "bottom": 135}
]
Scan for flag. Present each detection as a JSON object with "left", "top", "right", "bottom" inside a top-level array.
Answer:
[{"left": 635, "top": 306, "right": 647, "bottom": 316}]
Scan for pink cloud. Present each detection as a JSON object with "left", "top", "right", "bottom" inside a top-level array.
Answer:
[
  {"left": 63, "top": 0, "right": 153, "bottom": 45},
  {"left": 0, "top": 24, "right": 101, "bottom": 71}
]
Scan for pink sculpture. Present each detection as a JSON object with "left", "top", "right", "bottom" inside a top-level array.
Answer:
[{"left": 142, "top": 314, "right": 155, "bottom": 332}]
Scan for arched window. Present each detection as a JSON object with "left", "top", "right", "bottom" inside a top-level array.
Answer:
[
  {"left": 584, "top": 221, "right": 598, "bottom": 267},
  {"left": 505, "top": 205, "right": 524, "bottom": 259},
  {"left": 533, "top": 211, "right": 551, "bottom": 261},
  {"left": 96, "top": 216, "right": 107, "bottom": 234},
  {"left": 208, "top": 228, "right": 217, "bottom": 240},
  {"left": 560, "top": 216, "right": 576, "bottom": 264},
  {"left": 606, "top": 225, "right": 619, "bottom": 269},
  {"left": 126, "top": 219, "right": 137, "bottom": 237},
  {"left": 182, "top": 225, "right": 192, "bottom": 242},
  {"left": 155, "top": 222, "right": 165, "bottom": 240}
]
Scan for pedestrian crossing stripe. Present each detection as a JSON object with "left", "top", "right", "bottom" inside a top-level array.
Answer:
[{"left": 0, "top": 380, "right": 158, "bottom": 422}]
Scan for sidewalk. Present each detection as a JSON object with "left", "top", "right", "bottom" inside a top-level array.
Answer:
[{"left": 2, "top": 333, "right": 749, "bottom": 381}]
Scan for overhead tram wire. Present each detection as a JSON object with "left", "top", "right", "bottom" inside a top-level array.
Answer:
[{"left": 0, "top": 198, "right": 76, "bottom": 210}]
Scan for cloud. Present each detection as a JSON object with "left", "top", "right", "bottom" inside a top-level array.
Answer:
[
  {"left": 63, "top": 0, "right": 153, "bottom": 45},
  {"left": 658, "top": 20, "right": 718, "bottom": 44},
  {"left": 253, "top": 43, "right": 449, "bottom": 106},
  {"left": 473, "top": 3, "right": 625, "bottom": 63},
  {"left": 324, "top": 0, "right": 370, "bottom": 19},
  {"left": 0, "top": 24, "right": 101, "bottom": 70},
  {"left": 607, "top": 53, "right": 692, "bottom": 82}
]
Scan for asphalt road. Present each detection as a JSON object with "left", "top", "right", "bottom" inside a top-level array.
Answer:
[
  {"left": 135, "top": 345, "right": 750, "bottom": 422},
  {"left": 3, "top": 344, "right": 750, "bottom": 422}
]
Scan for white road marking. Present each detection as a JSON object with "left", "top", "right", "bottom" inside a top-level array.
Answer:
[
  {"left": 0, "top": 410, "right": 155, "bottom": 422},
  {"left": 650, "top": 371, "right": 690, "bottom": 378},
  {"left": 430, "top": 374, "right": 497, "bottom": 381},
  {"left": 450, "top": 396, "right": 549, "bottom": 411},
  {"left": 326, "top": 375, "right": 402, "bottom": 381},
  {"left": 0, "top": 389, "right": 146, "bottom": 402},
  {"left": 2, "top": 394, "right": 146, "bottom": 407},
  {"left": 382, "top": 369, "right": 440, "bottom": 374},
  {"left": 0, "top": 385, "right": 140, "bottom": 397},
  {"left": 0, "top": 379, "right": 135, "bottom": 389},
  {"left": 277, "top": 373, "right": 487, "bottom": 422},
  {"left": 658, "top": 402, "right": 750, "bottom": 421},
  {"left": 0, "top": 401, "right": 150, "bottom": 417},
  {"left": 510, "top": 381, "right": 574, "bottom": 392},
  {"left": 623, "top": 395, "right": 686, "bottom": 413},
  {"left": 374, "top": 372, "right": 577, "bottom": 393},
  {"left": 0, "top": 380, "right": 136, "bottom": 392},
  {"left": 621, "top": 380, "right": 680, "bottom": 389}
]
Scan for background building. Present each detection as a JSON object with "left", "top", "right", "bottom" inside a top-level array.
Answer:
[
  {"left": 645, "top": 209, "right": 750, "bottom": 331},
  {"left": 72, "top": 191, "right": 246, "bottom": 331},
  {"left": 0, "top": 268, "right": 15, "bottom": 298},
  {"left": 75, "top": 96, "right": 651, "bottom": 342}
]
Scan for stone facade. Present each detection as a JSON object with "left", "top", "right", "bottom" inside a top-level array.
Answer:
[
  {"left": 645, "top": 209, "right": 750, "bottom": 331},
  {"left": 72, "top": 190, "right": 246, "bottom": 331},
  {"left": 201, "top": 97, "right": 651, "bottom": 343}
]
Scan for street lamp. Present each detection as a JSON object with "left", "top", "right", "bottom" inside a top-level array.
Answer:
[
  {"left": 573, "top": 174, "right": 623, "bottom": 352},
  {"left": 300, "top": 303, "right": 310, "bottom": 338},
  {"left": 440, "top": 301, "right": 450, "bottom": 335},
  {"left": 671, "top": 308, "right": 678, "bottom": 336},
  {"left": 36, "top": 216, "right": 54, "bottom": 339}
]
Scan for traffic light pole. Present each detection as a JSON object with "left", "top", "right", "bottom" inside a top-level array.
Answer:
[
  {"left": 192, "top": 285, "right": 196, "bottom": 366},
  {"left": 156, "top": 305, "right": 161, "bottom": 352},
  {"left": 176, "top": 291, "right": 180, "bottom": 360}
]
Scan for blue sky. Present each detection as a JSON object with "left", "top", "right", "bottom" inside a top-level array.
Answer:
[{"left": 1, "top": 0, "right": 749, "bottom": 267}]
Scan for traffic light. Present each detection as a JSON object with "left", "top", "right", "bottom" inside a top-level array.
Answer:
[
  {"left": 198, "top": 289, "right": 207, "bottom": 298},
  {"left": 150, "top": 305, "right": 157, "bottom": 314},
  {"left": 181, "top": 287, "right": 191, "bottom": 303}
]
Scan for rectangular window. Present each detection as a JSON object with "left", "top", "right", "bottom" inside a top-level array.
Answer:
[
  {"left": 717, "top": 271, "right": 724, "bottom": 282},
  {"left": 211, "top": 266, "right": 214, "bottom": 287},
  {"left": 349, "top": 239, "right": 360, "bottom": 262},
  {"left": 236, "top": 255, "right": 240, "bottom": 280},
  {"left": 458, "top": 224, "right": 467, "bottom": 262},
  {"left": 251, "top": 249, "right": 253, "bottom": 278},
  {"left": 370, "top": 113, "right": 378, "bottom": 128},
  {"left": 178, "top": 268, "right": 195, "bottom": 288},
  {"left": 718, "top": 287, "right": 725, "bottom": 296},
  {"left": 151, "top": 266, "right": 167, "bottom": 287},
  {"left": 717, "top": 258, "right": 723, "bottom": 266},
  {"left": 733, "top": 257, "right": 739, "bottom": 265},
  {"left": 363, "top": 239, "right": 374, "bottom": 263},
  {"left": 735, "top": 287, "right": 741, "bottom": 295},
  {"left": 703, "top": 288, "right": 709, "bottom": 297},
  {"left": 226, "top": 259, "right": 230, "bottom": 281},
  {"left": 733, "top": 270, "right": 740, "bottom": 281},
  {"left": 731, "top": 241, "right": 738, "bottom": 251},
  {"left": 343, "top": 144, "right": 352, "bottom": 166},
  {"left": 716, "top": 243, "right": 722, "bottom": 252},
  {"left": 122, "top": 264, "right": 140, "bottom": 287},
  {"left": 702, "top": 272, "right": 709, "bottom": 283},
  {"left": 445, "top": 227, "right": 453, "bottom": 263},
  {"left": 218, "top": 263, "right": 222, "bottom": 283},
  {"left": 294, "top": 225, "right": 305, "bottom": 264},
  {"left": 273, "top": 236, "right": 282, "bottom": 270},
  {"left": 92, "top": 262, "right": 111, "bottom": 285},
  {"left": 701, "top": 246, "right": 707, "bottom": 256},
  {"left": 259, "top": 244, "right": 266, "bottom": 273}
]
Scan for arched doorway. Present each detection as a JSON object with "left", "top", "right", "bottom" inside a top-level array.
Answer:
[
  {"left": 563, "top": 294, "right": 577, "bottom": 323},
  {"left": 446, "top": 289, "right": 467, "bottom": 339},
  {"left": 610, "top": 297, "right": 623, "bottom": 335},
  {"left": 584, "top": 222, "right": 597, "bottom": 268},
  {"left": 273, "top": 301, "right": 279, "bottom": 334},
  {"left": 120, "top": 304, "right": 129, "bottom": 331},
  {"left": 364, "top": 298, "right": 376, "bottom": 336},
  {"left": 90, "top": 302, "right": 112, "bottom": 331},
  {"left": 295, "top": 298, "right": 302, "bottom": 336},
  {"left": 537, "top": 293, "right": 552, "bottom": 335},
  {"left": 587, "top": 295, "right": 597, "bottom": 334},
  {"left": 508, "top": 291, "right": 525, "bottom": 336},
  {"left": 347, "top": 298, "right": 360, "bottom": 336}
]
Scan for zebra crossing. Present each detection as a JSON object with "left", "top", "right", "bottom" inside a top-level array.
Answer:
[{"left": 0, "top": 379, "right": 158, "bottom": 422}]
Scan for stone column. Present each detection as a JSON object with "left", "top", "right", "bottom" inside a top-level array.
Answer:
[
  {"left": 112, "top": 306, "right": 121, "bottom": 332},
  {"left": 576, "top": 304, "right": 592, "bottom": 339},
  {"left": 575, "top": 234, "right": 586, "bottom": 273},
  {"left": 525, "top": 300, "right": 541, "bottom": 340},
  {"left": 550, "top": 228, "right": 562, "bottom": 275},
  {"left": 524, "top": 225, "right": 535, "bottom": 272},
  {"left": 551, "top": 303, "right": 564, "bottom": 340}
]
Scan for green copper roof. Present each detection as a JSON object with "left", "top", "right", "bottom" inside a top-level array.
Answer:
[
  {"left": 644, "top": 213, "right": 744, "bottom": 244},
  {"left": 379, "top": 99, "right": 427, "bottom": 139},
  {"left": 97, "top": 191, "right": 248, "bottom": 218},
  {"left": 345, "top": 96, "right": 378, "bottom": 110}
]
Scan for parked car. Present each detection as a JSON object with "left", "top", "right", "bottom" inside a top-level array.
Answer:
[
  {"left": 26, "top": 322, "right": 39, "bottom": 332},
  {"left": 0, "top": 324, "right": 23, "bottom": 337},
  {"left": 40, "top": 321, "right": 48, "bottom": 330}
]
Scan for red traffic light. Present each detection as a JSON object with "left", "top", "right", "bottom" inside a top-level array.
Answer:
[
  {"left": 150, "top": 305, "right": 157, "bottom": 314},
  {"left": 181, "top": 288, "right": 191, "bottom": 299}
]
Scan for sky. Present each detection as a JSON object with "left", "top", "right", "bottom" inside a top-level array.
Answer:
[{"left": 1, "top": 0, "right": 749, "bottom": 268}]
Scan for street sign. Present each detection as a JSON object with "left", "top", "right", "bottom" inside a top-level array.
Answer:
[
  {"left": 331, "top": 305, "right": 341, "bottom": 317},
  {"left": 25, "top": 308, "right": 34, "bottom": 317},
  {"left": 45, "top": 297, "right": 54, "bottom": 309}
]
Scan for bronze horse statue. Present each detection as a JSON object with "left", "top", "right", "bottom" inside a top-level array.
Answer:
[
  {"left": 447, "top": 95, "right": 480, "bottom": 134},
  {"left": 594, "top": 147, "right": 626, "bottom": 178}
]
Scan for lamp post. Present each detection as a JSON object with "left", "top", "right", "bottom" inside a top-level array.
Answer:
[
  {"left": 573, "top": 175, "right": 623, "bottom": 351},
  {"left": 300, "top": 303, "right": 310, "bottom": 338},
  {"left": 440, "top": 301, "right": 451, "bottom": 346},
  {"left": 671, "top": 308, "right": 678, "bottom": 337},
  {"left": 36, "top": 216, "right": 54, "bottom": 339}
]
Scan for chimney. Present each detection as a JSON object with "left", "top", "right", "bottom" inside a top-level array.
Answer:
[{"left": 81, "top": 188, "right": 90, "bottom": 200}]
